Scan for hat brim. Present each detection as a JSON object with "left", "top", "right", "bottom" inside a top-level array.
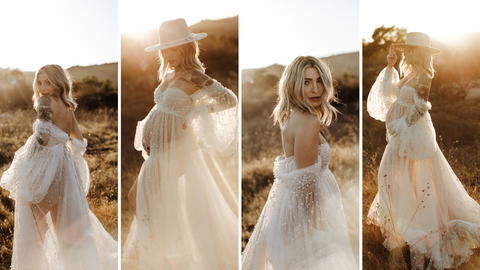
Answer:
[
  {"left": 393, "top": 43, "right": 441, "bottom": 55},
  {"left": 145, "top": 33, "right": 207, "bottom": 52}
]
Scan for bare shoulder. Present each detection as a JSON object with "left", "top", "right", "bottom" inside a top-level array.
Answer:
[
  {"left": 38, "top": 96, "right": 52, "bottom": 107},
  {"left": 190, "top": 69, "right": 214, "bottom": 89},
  {"left": 290, "top": 110, "right": 320, "bottom": 139},
  {"left": 292, "top": 110, "right": 320, "bottom": 129}
]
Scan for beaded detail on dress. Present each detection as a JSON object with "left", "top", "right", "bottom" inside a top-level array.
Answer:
[{"left": 242, "top": 143, "right": 357, "bottom": 270}]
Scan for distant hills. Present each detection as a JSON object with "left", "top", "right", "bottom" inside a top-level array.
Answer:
[
  {"left": 23, "top": 63, "right": 118, "bottom": 86},
  {"left": 243, "top": 52, "right": 359, "bottom": 84},
  {"left": 190, "top": 16, "right": 238, "bottom": 37}
]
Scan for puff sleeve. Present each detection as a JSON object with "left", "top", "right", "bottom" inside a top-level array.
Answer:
[
  {"left": 187, "top": 80, "right": 238, "bottom": 156},
  {"left": 367, "top": 67, "right": 400, "bottom": 122}
]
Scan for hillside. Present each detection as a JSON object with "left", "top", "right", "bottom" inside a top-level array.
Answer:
[
  {"left": 243, "top": 52, "right": 359, "bottom": 83},
  {"left": 190, "top": 16, "right": 238, "bottom": 37},
  {"left": 23, "top": 63, "right": 118, "bottom": 86}
]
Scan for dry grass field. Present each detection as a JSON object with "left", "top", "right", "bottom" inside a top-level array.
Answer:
[
  {"left": 0, "top": 108, "right": 118, "bottom": 269},
  {"left": 362, "top": 99, "right": 480, "bottom": 270}
]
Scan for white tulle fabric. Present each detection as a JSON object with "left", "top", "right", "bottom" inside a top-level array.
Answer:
[
  {"left": 0, "top": 120, "right": 118, "bottom": 270},
  {"left": 367, "top": 67, "right": 480, "bottom": 269},
  {"left": 123, "top": 80, "right": 238, "bottom": 269},
  {"left": 242, "top": 143, "right": 357, "bottom": 270}
]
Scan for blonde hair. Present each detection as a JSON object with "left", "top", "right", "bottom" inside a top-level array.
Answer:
[
  {"left": 272, "top": 56, "right": 338, "bottom": 128},
  {"left": 33, "top": 64, "right": 77, "bottom": 111},
  {"left": 158, "top": 41, "right": 205, "bottom": 81},
  {"left": 399, "top": 47, "right": 435, "bottom": 78}
]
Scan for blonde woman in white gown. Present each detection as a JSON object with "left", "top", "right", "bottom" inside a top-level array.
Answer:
[
  {"left": 122, "top": 19, "right": 238, "bottom": 269},
  {"left": 242, "top": 56, "right": 357, "bottom": 270},
  {"left": 0, "top": 64, "right": 118, "bottom": 270},
  {"left": 367, "top": 32, "right": 480, "bottom": 269}
]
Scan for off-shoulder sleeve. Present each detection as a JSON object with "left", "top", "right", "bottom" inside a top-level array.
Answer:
[
  {"left": 367, "top": 67, "right": 400, "bottom": 121},
  {"left": 274, "top": 162, "right": 323, "bottom": 192},
  {"left": 187, "top": 80, "right": 238, "bottom": 156},
  {"left": 134, "top": 105, "right": 157, "bottom": 160},
  {"left": 67, "top": 137, "right": 90, "bottom": 195},
  {"left": 0, "top": 121, "right": 65, "bottom": 203}
]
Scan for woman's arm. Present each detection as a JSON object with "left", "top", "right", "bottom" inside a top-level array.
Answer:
[
  {"left": 189, "top": 69, "right": 237, "bottom": 112},
  {"left": 36, "top": 96, "right": 53, "bottom": 145},
  {"left": 70, "top": 112, "right": 84, "bottom": 141},
  {"left": 191, "top": 69, "right": 214, "bottom": 89},
  {"left": 405, "top": 73, "right": 432, "bottom": 126},
  {"left": 294, "top": 114, "right": 320, "bottom": 169},
  {"left": 366, "top": 47, "right": 401, "bottom": 122}
]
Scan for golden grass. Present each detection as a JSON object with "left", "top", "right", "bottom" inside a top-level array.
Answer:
[
  {"left": 362, "top": 98, "right": 480, "bottom": 269},
  {"left": 0, "top": 108, "right": 118, "bottom": 269}
]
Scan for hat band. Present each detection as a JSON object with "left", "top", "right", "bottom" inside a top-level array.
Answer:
[{"left": 161, "top": 33, "right": 198, "bottom": 46}]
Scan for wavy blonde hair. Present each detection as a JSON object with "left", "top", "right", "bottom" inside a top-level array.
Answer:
[
  {"left": 272, "top": 56, "right": 338, "bottom": 128},
  {"left": 399, "top": 47, "right": 435, "bottom": 78},
  {"left": 158, "top": 41, "right": 205, "bottom": 81},
  {"left": 33, "top": 64, "right": 77, "bottom": 111}
]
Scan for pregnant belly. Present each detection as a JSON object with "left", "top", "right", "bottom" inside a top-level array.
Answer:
[
  {"left": 143, "top": 112, "right": 187, "bottom": 150},
  {"left": 385, "top": 102, "right": 410, "bottom": 125}
]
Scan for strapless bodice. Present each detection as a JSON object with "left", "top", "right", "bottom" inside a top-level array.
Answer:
[
  {"left": 394, "top": 85, "right": 415, "bottom": 107},
  {"left": 153, "top": 86, "right": 193, "bottom": 117}
]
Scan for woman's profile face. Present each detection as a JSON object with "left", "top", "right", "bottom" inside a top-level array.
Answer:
[
  {"left": 303, "top": 67, "right": 324, "bottom": 108},
  {"left": 403, "top": 47, "right": 412, "bottom": 64},
  {"left": 37, "top": 73, "right": 55, "bottom": 96},
  {"left": 162, "top": 47, "right": 184, "bottom": 68}
]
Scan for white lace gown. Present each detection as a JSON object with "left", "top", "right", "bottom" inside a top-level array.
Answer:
[
  {"left": 0, "top": 120, "right": 118, "bottom": 270},
  {"left": 367, "top": 67, "right": 480, "bottom": 269},
  {"left": 242, "top": 143, "right": 358, "bottom": 270},
  {"left": 122, "top": 80, "right": 238, "bottom": 269}
]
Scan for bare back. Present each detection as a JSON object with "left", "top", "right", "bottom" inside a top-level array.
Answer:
[
  {"left": 282, "top": 108, "right": 323, "bottom": 169},
  {"left": 37, "top": 96, "right": 83, "bottom": 141}
]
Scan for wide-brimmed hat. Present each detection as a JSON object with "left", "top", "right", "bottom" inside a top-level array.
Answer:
[
  {"left": 145, "top": 18, "right": 207, "bottom": 52},
  {"left": 393, "top": 32, "right": 441, "bottom": 54}
]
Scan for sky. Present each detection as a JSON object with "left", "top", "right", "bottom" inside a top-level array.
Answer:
[
  {"left": 361, "top": 0, "right": 480, "bottom": 42},
  {"left": 119, "top": 0, "right": 239, "bottom": 33},
  {"left": 0, "top": 0, "right": 118, "bottom": 72},
  {"left": 240, "top": 0, "right": 359, "bottom": 69}
]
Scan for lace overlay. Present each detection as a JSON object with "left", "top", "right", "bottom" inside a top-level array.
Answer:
[
  {"left": 124, "top": 80, "right": 238, "bottom": 269},
  {"left": 242, "top": 143, "right": 357, "bottom": 270},
  {"left": 367, "top": 67, "right": 480, "bottom": 269},
  {"left": 0, "top": 120, "right": 118, "bottom": 270}
]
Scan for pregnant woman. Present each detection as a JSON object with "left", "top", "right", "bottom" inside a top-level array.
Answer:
[
  {"left": 122, "top": 18, "right": 238, "bottom": 269},
  {"left": 367, "top": 32, "right": 480, "bottom": 269}
]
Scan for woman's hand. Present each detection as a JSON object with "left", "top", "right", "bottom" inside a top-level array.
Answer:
[{"left": 387, "top": 44, "right": 397, "bottom": 69}]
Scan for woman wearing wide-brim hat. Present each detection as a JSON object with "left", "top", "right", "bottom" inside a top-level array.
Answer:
[
  {"left": 366, "top": 31, "right": 480, "bottom": 269},
  {"left": 122, "top": 18, "right": 238, "bottom": 269}
]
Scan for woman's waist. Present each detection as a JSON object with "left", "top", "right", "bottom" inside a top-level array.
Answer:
[
  {"left": 274, "top": 166, "right": 331, "bottom": 192},
  {"left": 385, "top": 102, "right": 411, "bottom": 123}
]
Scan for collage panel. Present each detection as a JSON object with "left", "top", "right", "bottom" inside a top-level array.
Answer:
[
  {"left": 119, "top": 0, "right": 239, "bottom": 269},
  {"left": 240, "top": 0, "right": 360, "bottom": 269},
  {"left": 0, "top": 0, "right": 119, "bottom": 269},
  {"left": 362, "top": 0, "right": 480, "bottom": 269}
]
